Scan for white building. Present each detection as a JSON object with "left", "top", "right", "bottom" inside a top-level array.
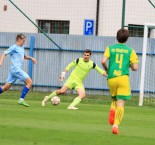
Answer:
[{"left": 0, "top": 0, "right": 155, "bottom": 36}]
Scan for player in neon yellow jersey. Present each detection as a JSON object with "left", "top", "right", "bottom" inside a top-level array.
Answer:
[
  {"left": 102, "top": 29, "right": 139, "bottom": 134},
  {"left": 42, "top": 49, "right": 107, "bottom": 109}
]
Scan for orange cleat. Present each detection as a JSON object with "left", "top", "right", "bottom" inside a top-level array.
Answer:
[
  {"left": 108, "top": 109, "right": 115, "bottom": 125},
  {"left": 112, "top": 126, "right": 119, "bottom": 134}
]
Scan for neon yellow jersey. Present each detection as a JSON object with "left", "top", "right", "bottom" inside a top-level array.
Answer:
[
  {"left": 103, "top": 43, "right": 139, "bottom": 79},
  {"left": 66, "top": 58, "right": 106, "bottom": 82}
]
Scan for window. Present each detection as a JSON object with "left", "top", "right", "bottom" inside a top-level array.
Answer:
[
  {"left": 38, "top": 20, "right": 70, "bottom": 34},
  {"left": 128, "top": 24, "right": 144, "bottom": 37},
  {"left": 128, "top": 24, "right": 152, "bottom": 38}
]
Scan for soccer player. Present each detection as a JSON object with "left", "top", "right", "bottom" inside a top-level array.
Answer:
[
  {"left": 42, "top": 49, "right": 107, "bottom": 109},
  {"left": 102, "top": 29, "right": 138, "bottom": 134},
  {"left": 0, "top": 33, "right": 37, "bottom": 107}
]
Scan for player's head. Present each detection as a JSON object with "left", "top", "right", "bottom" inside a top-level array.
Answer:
[
  {"left": 16, "top": 33, "right": 26, "bottom": 46},
  {"left": 83, "top": 49, "right": 91, "bottom": 62},
  {"left": 117, "top": 29, "right": 129, "bottom": 43}
]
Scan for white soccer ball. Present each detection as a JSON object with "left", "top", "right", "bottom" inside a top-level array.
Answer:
[{"left": 51, "top": 96, "right": 61, "bottom": 105}]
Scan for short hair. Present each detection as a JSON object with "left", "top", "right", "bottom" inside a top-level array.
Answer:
[
  {"left": 116, "top": 29, "right": 129, "bottom": 43},
  {"left": 84, "top": 49, "right": 92, "bottom": 55},
  {"left": 16, "top": 33, "right": 26, "bottom": 41}
]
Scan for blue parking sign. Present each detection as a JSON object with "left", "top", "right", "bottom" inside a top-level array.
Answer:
[{"left": 84, "top": 19, "right": 94, "bottom": 35}]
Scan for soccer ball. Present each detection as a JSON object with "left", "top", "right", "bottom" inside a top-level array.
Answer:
[{"left": 51, "top": 96, "right": 60, "bottom": 105}]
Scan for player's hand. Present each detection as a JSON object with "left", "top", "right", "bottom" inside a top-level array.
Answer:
[
  {"left": 31, "top": 58, "right": 37, "bottom": 64},
  {"left": 59, "top": 72, "right": 66, "bottom": 81},
  {"left": 103, "top": 72, "right": 108, "bottom": 77}
]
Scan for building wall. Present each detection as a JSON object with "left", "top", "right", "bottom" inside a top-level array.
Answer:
[
  {"left": 0, "top": 0, "right": 96, "bottom": 35},
  {"left": 0, "top": 0, "right": 155, "bottom": 36}
]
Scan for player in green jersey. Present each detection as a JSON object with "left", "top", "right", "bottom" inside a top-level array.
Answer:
[
  {"left": 42, "top": 49, "right": 107, "bottom": 109},
  {"left": 102, "top": 29, "right": 138, "bottom": 134}
]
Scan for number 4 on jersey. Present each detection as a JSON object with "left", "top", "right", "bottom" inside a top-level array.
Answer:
[{"left": 116, "top": 54, "right": 123, "bottom": 69}]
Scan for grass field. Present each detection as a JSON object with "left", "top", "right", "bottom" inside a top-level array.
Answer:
[{"left": 0, "top": 91, "right": 155, "bottom": 145}]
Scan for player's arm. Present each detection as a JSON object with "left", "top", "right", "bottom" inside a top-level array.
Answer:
[
  {"left": 130, "top": 49, "right": 139, "bottom": 71},
  {"left": 102, "top": 46, "right": 110, "bottom": 72},
  {"left": 0, "top": 53, "right": 6, "bottom": 67},
  {"left": 65, "top": 59, "right": 77, "bottom": 71},
  {"left": 94, "top": 64, "right": 107, "bottom": 77},
  {"left": 0, "top": 46, "right": 15, "bottom": 67},
  {"left": 59, "top": 59, "right": 77, "bottom": 81},
  {"left": 102, "top": 57, "right": 108, "bottom": 72},
  {"left": 24, "top": 54, "right": 37, "bottom": 64}
]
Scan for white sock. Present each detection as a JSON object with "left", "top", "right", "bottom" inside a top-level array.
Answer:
[
  {"left": 112, "top": 125, "right": 118, "bottom": 128},
  {"left": 20, "top": 98, "right": 24, "bottom": 101}
]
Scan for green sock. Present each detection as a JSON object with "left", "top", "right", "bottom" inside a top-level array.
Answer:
[
  {"left": 48, "top": 91, "right": 57, "bottom": 100},
  {"left": 69, "top": 97, "right": 81, "bottom": 107}
]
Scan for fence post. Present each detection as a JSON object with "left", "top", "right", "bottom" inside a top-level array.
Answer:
[
  {"left": 28, "top": 36, "right": 35, "bottom": 79},
  {"left": 121, "top": 0, "right": 126, "bottom": 28}
]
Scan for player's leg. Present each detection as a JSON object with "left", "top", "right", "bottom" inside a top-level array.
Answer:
[
  {"left": 0, "top": 72, "right": 14, "bottom": 94},
  {"left": 42, "top": 76, "right": 75, "bottom": 106},
  {"left": 0, "top": 83, "right": 12, "bottom": 94},
  {"left": 42, "top": 85, "right": 69, "bottom": 106},
  {"left": 107, "top": 78, "right": 117, "bottom": 125},
  {"left": 112, "top": 99, "right": 124, "bottom": 134},
  {"left": 112, "top": 75, "right": 131, "bottom": 134},
  {"left": 14, "top": 70, "right": 32, "bottom": 107},
  {"left": 109, "top": 97, "right": 117, "bottom": 125},
  {"left": 18, "top": 77, "right": 32, "bottom": 107},
  {"left": 67, "top": 83, "right": 85, "bottom": 110}
]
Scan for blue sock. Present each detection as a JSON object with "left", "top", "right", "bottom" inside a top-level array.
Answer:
[
  {"left": 20, "top": 86, "right": 29, "bottom": 99},
  {"left": 0, "top": 87, "right": 2, "bottom": 94}
]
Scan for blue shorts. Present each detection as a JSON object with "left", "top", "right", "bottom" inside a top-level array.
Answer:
[{"left": 6, "top": 69, "right": 29, "bottom": 84}]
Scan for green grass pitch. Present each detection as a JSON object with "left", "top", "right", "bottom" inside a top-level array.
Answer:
[{"left": 0, "top": 91, "right": 155, "bottom": 145}]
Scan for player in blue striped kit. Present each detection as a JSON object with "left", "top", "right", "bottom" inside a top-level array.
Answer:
[{"left": 0, "top": 34, "right": 37, "bottom": 107}]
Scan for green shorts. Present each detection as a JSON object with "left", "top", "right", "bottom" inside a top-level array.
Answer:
[{"left": 64, "top": 77, "right": 84, "bottom": 91}]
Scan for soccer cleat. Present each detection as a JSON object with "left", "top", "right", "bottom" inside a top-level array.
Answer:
[
  {"left": 18, "top": 99, "right": 29, "bottom": 107},
  {"left": 41, "top": 96, "right": 49, "bottom": 107},
  {"left": 67, "top": 106, "right": 78, "bottom": 110},
  {"left": 112, "top": 125, "right": 119, "bottom": 134},
  {"left": 108, "top": 109, "right": 115, "bottom": 125}
]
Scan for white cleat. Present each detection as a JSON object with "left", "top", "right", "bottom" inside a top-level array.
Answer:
[
  {"left": 67, "top": 106, "right": 78, "bottom": 110},
  {"left": 41, "top": 96, "right": 49, "bottom": 107}
]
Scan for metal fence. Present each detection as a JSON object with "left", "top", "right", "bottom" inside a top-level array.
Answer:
[{"left": 0, "top": 32, "right": 149, "bottom": 95}]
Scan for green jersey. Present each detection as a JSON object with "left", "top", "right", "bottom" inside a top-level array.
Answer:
[
  {"left": 66, "top": 58, "right": 105, "bottom": 82},
  {"left": 104, "top": 43, "right": 138, "bottom": 79}
]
